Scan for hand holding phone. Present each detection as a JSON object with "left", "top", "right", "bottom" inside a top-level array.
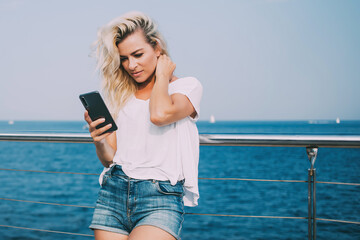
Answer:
[{"left": 79, "top": 91, "right": 118, "bottom": 136}]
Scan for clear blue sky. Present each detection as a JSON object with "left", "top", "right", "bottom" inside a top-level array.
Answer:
[{"left": 1, "top": 0, "right": 359, "bottom": 121}]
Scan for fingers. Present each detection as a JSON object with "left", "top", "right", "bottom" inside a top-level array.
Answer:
[
  {"left": 157, "top": 54, "right": 171, "bottom": 64},
  {"left": 158, "top": 54, "right": 173, "bottom": 64},
  {"left": 89, "top": 118, "right": 105, "bottom": 130},
  {"left": 156, "top": 55, "right": 176, "bottom": 79},
  {"left": 84, "top": 111, "right": 92, "bottom": 124},
  {"left": 84, "top": 111, "right": 113, "bottom": 142},
  {"left": 92, "top": 129, "right": 112, "bottom": 142},
  {"left": 91, "top": 122, "right": 113, "bottom": 142}
]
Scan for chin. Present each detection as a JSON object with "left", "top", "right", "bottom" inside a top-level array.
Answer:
[
  {"left": 137, "top": 74, "right": 155, "bottom": 84},
  {"left": 133, "top": 77, "right": 147, "bottom": 84}
]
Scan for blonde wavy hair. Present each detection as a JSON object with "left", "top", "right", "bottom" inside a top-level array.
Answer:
[{"left": 94, "top": 11, "right": 168, "bottom": 119}]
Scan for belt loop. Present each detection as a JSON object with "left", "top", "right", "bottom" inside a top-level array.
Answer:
[{"left": 109, "top": 163, "right": 116, "bottom": 176}]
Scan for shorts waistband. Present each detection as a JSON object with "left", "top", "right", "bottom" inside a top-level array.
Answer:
[
  {"left": 107, "top": 164, "right": 185, "bottom": 184},
  {"left": 107, "top": 164, "right": 126, "bottom": 177}
]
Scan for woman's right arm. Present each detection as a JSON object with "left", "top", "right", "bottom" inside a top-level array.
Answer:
[{"left": 84, "top": 111, "right": 117, "bottom": 168}]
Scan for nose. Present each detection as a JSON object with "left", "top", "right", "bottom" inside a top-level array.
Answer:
[{"left": 128, "top": 57, "right": 137, "bottom": 70}]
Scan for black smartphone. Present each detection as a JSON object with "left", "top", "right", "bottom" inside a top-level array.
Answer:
[{"left": 79, "top": 91, "right": 118, "bottom": 134}]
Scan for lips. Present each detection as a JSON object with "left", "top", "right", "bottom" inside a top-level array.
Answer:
[{"left": 131, "top": 70, "right": 143, "bottom": 77}]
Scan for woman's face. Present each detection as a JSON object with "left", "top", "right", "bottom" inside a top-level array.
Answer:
[{"left": 117, "top": 29, "right": 160, "bottom": 84}]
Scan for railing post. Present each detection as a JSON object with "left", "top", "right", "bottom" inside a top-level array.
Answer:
[
  {"left": 308, "top": 167, "right": 312, "bottom": 239},
  {"left": 306, "top": 147, "right": 318, "bottom": 240}
]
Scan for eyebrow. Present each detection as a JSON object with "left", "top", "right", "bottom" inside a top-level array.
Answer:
[{"left": 120, "top": 48, "right": 144, "bottom": 57}]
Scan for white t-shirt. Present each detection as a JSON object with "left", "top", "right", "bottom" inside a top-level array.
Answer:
[{"left": 99, "top": 77, "right": 203, "bottom": 207}]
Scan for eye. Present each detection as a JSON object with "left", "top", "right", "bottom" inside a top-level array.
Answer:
[
  {"left": 134, "top": 53, "right": 143, "bottom": 58},
  {"left": 120, "top": 57, "right": 128, "bottom": 62}
]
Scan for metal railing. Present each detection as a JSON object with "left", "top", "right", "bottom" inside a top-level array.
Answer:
[
  {"left": 1, "top": 133, "right": 360, "bottom": 147},
  {"left": 0, "top": 133, "right": 360, "bottom": 239}
]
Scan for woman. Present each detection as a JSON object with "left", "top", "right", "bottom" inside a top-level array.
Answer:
[{"left": 85, "top": 12, "right": 202, "bottom": 240}]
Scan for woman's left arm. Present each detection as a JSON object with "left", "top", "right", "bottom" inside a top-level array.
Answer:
[{"left": 149, "top": 55, "right": 196, "bottom": 126}]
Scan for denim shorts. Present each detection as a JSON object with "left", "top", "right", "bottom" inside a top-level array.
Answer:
[{"left": 89, "top": 165, "right": 185, "bottom": 240}]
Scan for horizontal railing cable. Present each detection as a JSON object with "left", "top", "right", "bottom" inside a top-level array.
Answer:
[
  {"left": 2, "top": 197, "right": 360, "bottom": 225},
  {"left": 316, "top": 181, "right": 360, "bottom": 186},
  {"left": 199, "top": 178, "right": 360, "bottom": 186},
  {"left": 1, "top": 167, "right": 359, "bottom": 186},
  {"left": 186, "top": 214, "right": 360, "bottom": 225},
  {"left": 0, "top": 197, "right": 307, "bottom": 220},
  {"left": 199, "top": 177, "right": 306, "bottom": 183},
  {"left": 0, "top": 224, "right": 93, "bottom": 237},
  {"left": 185, "top": 212, "right": 306, "bottom": 220},
  {"left": 316, "top": 218, "right": 360, "bottom": 225},
  {"left": 2, "top": 198, "right": 307, "bottom": 218},
  {"left": 0, "top": 197, "right": 95, "bottom": 209},
  {"left": 0, "top": 168, "right": 99, "bottom": 175}
]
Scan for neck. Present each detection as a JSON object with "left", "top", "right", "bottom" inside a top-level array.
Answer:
[
  {"left": 134, "top": 73, "right": 155, "bottom": 100},
  {"left": 135, "top": 73, "right": 177, "bottom": 97},
  {"left": 136, "top": 72, "right": 155, "bottom": 91}
]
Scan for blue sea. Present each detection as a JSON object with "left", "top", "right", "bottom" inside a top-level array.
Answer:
[{"left": 0, "top": 120, "right": 359, "bottom": 240}]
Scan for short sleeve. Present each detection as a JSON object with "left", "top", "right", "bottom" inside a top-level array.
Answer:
[{"left": 169, "top": 77, "right": 203, "bottom": 121}]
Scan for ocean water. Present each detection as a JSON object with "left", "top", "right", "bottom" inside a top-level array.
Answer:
[{"left": 0, "top": 120, "right": 359, "bottom": 240}]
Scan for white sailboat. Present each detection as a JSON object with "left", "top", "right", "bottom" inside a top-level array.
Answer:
[
  {"left": 336, "top": 117, "right": 340, "bottom": 124},
  {"left": 209, "top": 115, "right": 216, "bottom": 123}
]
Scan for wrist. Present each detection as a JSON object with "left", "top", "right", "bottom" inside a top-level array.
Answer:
[
  {"left": 94, "top": 137, "right": 107, "bottom": 147},
  {"left": 156, "top": 73, "right": 171, "bottom": 82}
]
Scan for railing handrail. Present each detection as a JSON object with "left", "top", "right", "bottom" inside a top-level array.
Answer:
[{"left": 1, "top": 133, "right": 360, "bottom": 148}]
